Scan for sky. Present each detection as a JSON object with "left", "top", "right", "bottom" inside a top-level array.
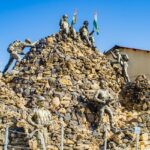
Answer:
[{"left": 0, "top": 0, "right": 150, "bottom": 71}]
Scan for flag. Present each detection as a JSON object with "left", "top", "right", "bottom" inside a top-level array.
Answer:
[
  {"left": 71, "top": 10, "right": 77, "bottom": 26},
  {"left": 93, "top": 12, "right": 100, "bottom": 35}
]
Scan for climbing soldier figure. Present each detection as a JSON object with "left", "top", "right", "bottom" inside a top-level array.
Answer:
[
  {"left": 3, "top": 39, "right": 36, "bottom": 74},
  {"left": 110, "top": 49, "right": 123, "bottom": 67},
  {"left": 110, "top": 49, "right": 130, "bottom": 83},
  {"left": 121, "top": 54, "right": 130, "bottom": 83}
]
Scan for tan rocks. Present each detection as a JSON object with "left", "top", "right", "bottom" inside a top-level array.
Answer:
[
  {"left": 122, "top": 75, "right": 150, "bottom": 111},
  {"left": 29, "top": 138, "right": 38, "bottom": 150},
  {"left": 59, "top": 108, "right": 66, "bottom": 114},
  {"left": 0, "top": 34, "right": 149, "bottom": 149},
  {"left": 140, "top": 133, "right": 149, "bottom": 141},
  {"left": 61, "top": 100, "right": 70, "bottom": 107},
  {"left": 59, "top": 77, "right": 72, "bottom": 86},
  {"left": 52, "top": 97, "right": 60, "bottom": 108}
]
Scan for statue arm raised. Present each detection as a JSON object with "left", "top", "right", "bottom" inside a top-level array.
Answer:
[
  {"left": 89, "top": 30, "right": 94, "bottom": 36},
  {"left": 110, "top": 51, "right": 117, "bottom": 59}
]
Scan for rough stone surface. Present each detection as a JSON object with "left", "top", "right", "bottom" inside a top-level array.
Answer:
[
  {"left": 122, "top": 75, "right": 150, "bottom": 111},
  {"left": 0, "top": 34, "right": 149, "bottom": 149}
]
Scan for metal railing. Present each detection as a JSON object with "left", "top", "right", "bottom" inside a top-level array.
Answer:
[
  {"left": 2, "top": 116, "right": 65, "bottom": 150},
  {"left": 3, "top": 126, "right": 30, "bottom": 150},
  {"left": 1, "top": 123, "right": 150, "bottom": 150}
]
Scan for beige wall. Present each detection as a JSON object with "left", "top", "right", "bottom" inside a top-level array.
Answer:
[{"left": 106, "top": 48, "right": 150, "bottom": 81}]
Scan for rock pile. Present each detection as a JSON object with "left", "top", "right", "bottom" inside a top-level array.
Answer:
[
  {"left": 0, "top": 34, "right": 149, "bottom": 150},
  {"left": 0, "top": 74, "right": 27, "bottom": 147},
  {"left": 122, "top": 75, "right": 150, "bottom": 111},
  {"left": 7, "top": 35, "right": 123, "bottom": 149},
  {"left": 118, "top": 75, "right": 150, "bottom": 149}
]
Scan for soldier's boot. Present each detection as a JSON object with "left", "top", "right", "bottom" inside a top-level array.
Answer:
[{"left": 2, "top": 56, "right": 14, "bottom": 74}]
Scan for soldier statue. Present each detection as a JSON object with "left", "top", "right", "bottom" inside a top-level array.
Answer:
[
  {"left": 111, "top": 49, "right": 130, "bottom": 83},
  {"left": 110, "top": 49, "right": 123, "bottom": 66},
  {"left": 121, "top": 54, "right": 130, "bottom": 83},
  {"left": 59, "top": 14, "right": 77, "bottom": 40},
  {"left": 3, "top": 39, "right": 36, "bottom": 74},
  {"left": 79, "top": 20, "right": 95, "bottom": 48},
  {"left": 93, "top": 80, "right": 114, "bottom": 128},
  {"left": 28, "top": 99, "right": 52, "bottom": 150},
  {"left": 59, "top": 14, "right": 70, "bottom": 39}
]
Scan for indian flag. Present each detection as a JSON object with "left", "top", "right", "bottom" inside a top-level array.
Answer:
[
  {"left": 71, "top": 10, "right": 77, "bottom": 26},
  {"left": 93, "top": 12, "right": 100, "bottom": 35}
]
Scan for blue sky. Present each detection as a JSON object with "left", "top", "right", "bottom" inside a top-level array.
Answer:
[{"left": 0, "top": 0, "right": 150, "bottom": 71}]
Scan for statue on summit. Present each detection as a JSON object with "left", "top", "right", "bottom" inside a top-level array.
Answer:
[
  {"left": 59, "top": 14, "right": 77, "bottom": 40},
  {"left": 59, "top": 14, "right": 70, "bottom": 39},
  {"left": 79, "top": 20, "right": 95, "bottom": 48},
  {"left": 3, "top": 39, "right": 36, "bottom": 74}
]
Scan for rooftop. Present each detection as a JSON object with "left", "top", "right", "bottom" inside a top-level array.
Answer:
[{"left": 104, "top": 45, "right": 150, "bottom": 55}]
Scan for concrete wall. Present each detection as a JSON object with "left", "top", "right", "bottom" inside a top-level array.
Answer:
[{"left": 106, "top": 48, "right": 150, "bottom": 81}]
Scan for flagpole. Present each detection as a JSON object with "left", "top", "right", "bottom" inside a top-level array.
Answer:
[{"left": 71, "top": 9, "right": 77, "bottom": 27}]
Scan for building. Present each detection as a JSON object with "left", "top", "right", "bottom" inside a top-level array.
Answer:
[{"left": 105, "top": 45, "right": 150, "bottom": 81}]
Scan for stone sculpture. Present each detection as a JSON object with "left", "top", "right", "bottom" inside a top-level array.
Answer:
[
  {"left": 121, "top": 54, "right": 130, "bottom": 83},
  {"left": 28, "top": 100, "right": 51, "bottom": 150},
  {"left": 79, "top": 20, "right": 95, "bottom": 48},
  {"left": 59, "top": 14, "right": 70, "bottom": 40},
  {"left": 111, "top": 49, "right": 130, "bottom": 83},
  {"left": 3, "top": 39, "right": 36, "bottom": 74},
  {"left": 110, "top": 49, "right": 122, "bottom": 66},
  {"left": 93, "top": 80, "right": 114, "bottom": 128}
]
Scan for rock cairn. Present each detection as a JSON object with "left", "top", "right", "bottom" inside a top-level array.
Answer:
[
  {"left": 0, "top": 74, "right": 27, "bottom": 147},
  {"left": 122, "top": 75, "right": 150, "bottom": 111},
  {"left": 119, "top": 75, "right": 150, "bottom": 150},
  {"left": 0, "top": 34, "right": 149, "bottom": 150}
]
